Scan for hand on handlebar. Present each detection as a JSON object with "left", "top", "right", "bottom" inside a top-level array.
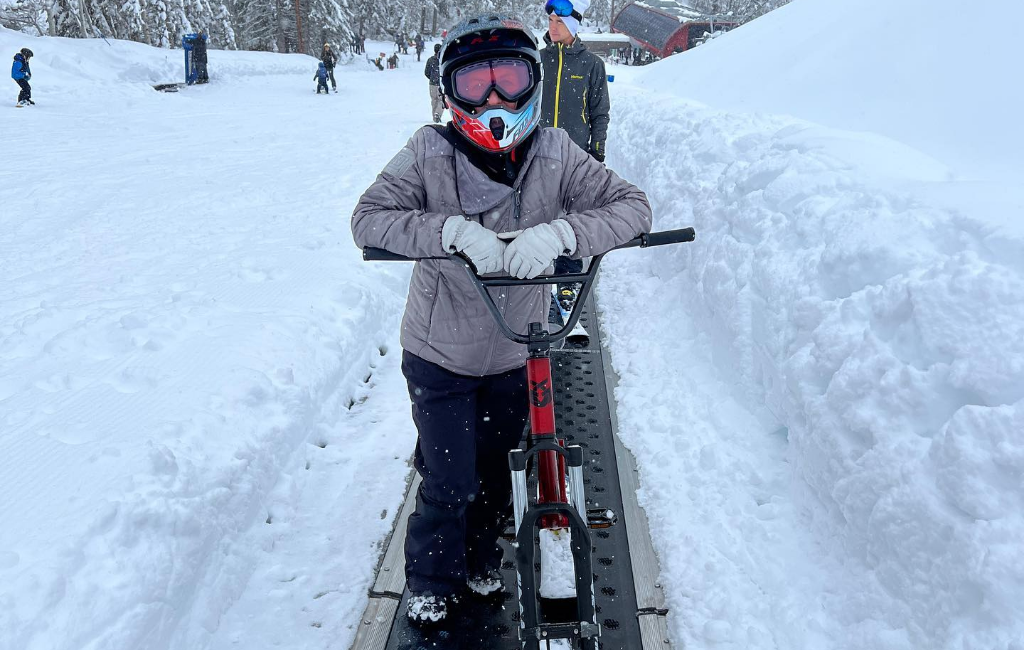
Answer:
[
  {"left": 442, "top": 216, "right": 506, "bottom": 275},
  {"left": 500, "top": 221, "right": 577, "bottom": 279}
]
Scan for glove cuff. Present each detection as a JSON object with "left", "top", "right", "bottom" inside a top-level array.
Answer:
[
  {"left": 441, "top": 215, "right": 468, "bottom": 252},
  {"left": 549, "top": 219, "right": 577, "bottom": 256}
]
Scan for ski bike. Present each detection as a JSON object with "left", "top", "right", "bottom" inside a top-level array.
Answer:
[{"left": 364, "top": 227, "right": 695, "bottom": 650}]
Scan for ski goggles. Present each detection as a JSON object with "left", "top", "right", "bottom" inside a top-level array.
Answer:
[
  {"left": 545, "top": 0, "right": 583, "bottom": 21},
  {"left": 451, "top": 58, "right": 534, "bottom": 106}
]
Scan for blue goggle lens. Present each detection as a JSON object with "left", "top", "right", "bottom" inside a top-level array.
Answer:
[{"left": 545, "top": 0, "right": 575, "bottom": 17}]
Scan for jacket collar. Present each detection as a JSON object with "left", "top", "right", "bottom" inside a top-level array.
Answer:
[
  {"left": 543, "top": 33, "right": 586, "bottom": 55},
  {"left": 451, "top": 134, "right": 540, "bottom": 214}
]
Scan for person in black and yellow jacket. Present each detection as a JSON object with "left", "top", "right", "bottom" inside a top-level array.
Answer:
[
  {"left": 540, "top": 0, "right": 609, "bottom": 163},
  {"left": 540, "top": 0, "right": 610, "bottom": 324}
]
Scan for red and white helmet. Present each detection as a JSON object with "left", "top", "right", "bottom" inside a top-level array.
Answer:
[{"left": 439, "top": 15, "right": 543, "bottom": 153}]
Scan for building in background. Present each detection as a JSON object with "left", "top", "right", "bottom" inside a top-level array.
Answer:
[{"left": 611, "top": 1, "right": 736, "bottom": 61}]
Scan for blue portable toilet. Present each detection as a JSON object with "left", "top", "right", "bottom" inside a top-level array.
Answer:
[{"left": 182, "top": 33, "right": 209, "bottom": 85}]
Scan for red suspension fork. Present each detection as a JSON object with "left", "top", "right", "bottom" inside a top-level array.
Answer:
[{"left": 526, "top": 353, "right": 569, "bottom": 528}]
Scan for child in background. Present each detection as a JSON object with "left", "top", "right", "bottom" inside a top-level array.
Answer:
[
  {"left": 12, "top": 48, "right": 33, "bottom": 107},
  {"left": 314, "top": 61, "right": 329, "bottom": 94}
]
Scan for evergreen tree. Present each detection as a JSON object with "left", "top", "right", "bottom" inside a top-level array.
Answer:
[
  {"left": 308, "top": 0, "right": 352, "bottom": 53},
  {"left": 233, "top": 0, "right": 280, "bottom": 50}
]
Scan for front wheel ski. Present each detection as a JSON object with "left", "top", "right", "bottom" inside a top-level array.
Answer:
[{"left": 565, "top": 321, "right": 589, "bottom": 347}]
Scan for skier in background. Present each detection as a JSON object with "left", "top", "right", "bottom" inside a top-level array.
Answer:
[
  {"left": 352, "top": 14, "right": 651, "bottom": 627},
  {"left": 314, "top": 61, "right": 330, "bottom": 93},
  {"left": 321, "top": 43, "right": 338, "bottom": 92},
  {"left": 415, "top": 34, "right": 425, "bottom": 62},
  {"left": 423, "top": 43, "right": 443, "bottom": 123},
  {"left": 11, "top": 47, "right": 33, "bottom": 107}
]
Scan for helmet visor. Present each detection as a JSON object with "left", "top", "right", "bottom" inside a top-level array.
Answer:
[{"left": 451, "top": 58, "right": 533, "bottom": 106}]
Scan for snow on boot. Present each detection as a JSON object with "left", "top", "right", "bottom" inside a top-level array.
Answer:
[
  {"left": 467, "top": 569, "right": 504, "bottom": 596},
  {"left": 406, "top": 592, "right": 452, "bottom": 626}
]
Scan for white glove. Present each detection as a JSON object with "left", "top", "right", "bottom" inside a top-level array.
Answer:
[
  {"left": 441, "top": 215, "right": 506, "bottom": 275},
  {"left": 502, "top": 221, "right": 577, "bottom": 279}
]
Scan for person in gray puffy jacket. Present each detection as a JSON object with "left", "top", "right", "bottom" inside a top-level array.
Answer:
[{"left": 351, "top": 14, "right": 651, "bottom": 627}]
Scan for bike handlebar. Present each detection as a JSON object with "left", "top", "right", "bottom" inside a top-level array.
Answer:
[
  {"left": 361, "top": 227, "right": 695, "bottom": 345},
  {"left": 361, "top": 227, "right": 696, "bottom": 266}
]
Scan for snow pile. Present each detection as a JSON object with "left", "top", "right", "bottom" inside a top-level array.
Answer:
[
  {"left": 597, "top": 0, "right": 1024, "bottom": 647},
  {"left": 0, "top": 26, "right": 336, "bottom": 93}
]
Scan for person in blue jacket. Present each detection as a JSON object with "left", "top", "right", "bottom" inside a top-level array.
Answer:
[
  {"left": 314, "top": 61, "right": 330, "bottom": 94},
  {"left": 12, "top": 48, "right": 33, "bottom": 107}
]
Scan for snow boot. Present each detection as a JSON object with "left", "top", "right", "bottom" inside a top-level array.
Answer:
[
  {"left": 467, "top": 569, "right": 504, "bottom": 597},
  {"left": 407, "top": 591, "right": 456, "bottom": 626},
  {"left": 557, "top": 283, "right": 581, "bottom": 313},
  {"left": 556, "top": 283, "right": 590, "bottom": 347}
]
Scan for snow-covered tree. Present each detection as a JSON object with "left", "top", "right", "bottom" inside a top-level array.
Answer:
[
  {"left": 689, "top": 0, "right": 791, "bottom": 22},
  {"left": 0, "top": 0, "right": 49, "bottom": 35},
  {"left": 308, "top": 0, "right": 351, "bottom": 53}
]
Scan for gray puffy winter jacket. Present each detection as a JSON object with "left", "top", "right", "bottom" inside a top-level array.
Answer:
[{"left": 351, "top": 126, "right": 651, "bottom": 376}]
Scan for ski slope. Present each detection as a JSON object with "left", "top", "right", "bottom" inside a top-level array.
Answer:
[{"left": 3, "top": 0, "right": 1024, "bottom": 646}]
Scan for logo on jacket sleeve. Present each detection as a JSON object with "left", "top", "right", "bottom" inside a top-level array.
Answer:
[{"left": 382, "top": 147, "right": 415, "bottom": 180}]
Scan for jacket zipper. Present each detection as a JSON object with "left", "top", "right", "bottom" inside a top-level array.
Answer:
[
  {"left": 481, "top": 188, "right": 523, "bottom": 373},
  {"left": 480, "top": 287, "right": 509, "bottom": 374},
  {"left": 554, "top": 44, "right": 564, "bottom": 128},
  {"left": 582, "top": 92, "right": 587, "bottom": 124}
]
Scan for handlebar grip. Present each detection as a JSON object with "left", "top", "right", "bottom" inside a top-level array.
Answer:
[
  {"left": 363, "top": 247, "right": 413, "bottom": 262},
  {"left": 643, "top": 228, "right": 695, "bottom": 247}
]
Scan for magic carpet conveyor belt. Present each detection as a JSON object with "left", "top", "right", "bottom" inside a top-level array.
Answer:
[{"left": 351, "top": 297, "right": 672, "bottom": 650}]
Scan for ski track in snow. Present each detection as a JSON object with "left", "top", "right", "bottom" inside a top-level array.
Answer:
[{"left": 0, "top": 36, "right": 424, "bottom": 650}]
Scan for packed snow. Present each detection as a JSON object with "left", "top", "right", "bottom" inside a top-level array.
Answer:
[{"left": 2, "top": 0, "right": 1023, "bottom": 647}]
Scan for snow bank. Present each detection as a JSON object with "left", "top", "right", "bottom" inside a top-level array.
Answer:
[
  {"left": 0, "top": 26, "right": 323, "bottom": 94},
  {"left": 598, "top": 0, "right": 1024, "bottom": 645}
]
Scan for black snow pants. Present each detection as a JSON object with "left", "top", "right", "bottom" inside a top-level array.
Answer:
[
  {"left": 326, "top": 67, "right": 336, "bottom": 89},
  {"left": 16, "top": 78, "right": 31, "bottom": 103},
  {"left": 401, "top": 351, "right": 529, "bottom": 596}
]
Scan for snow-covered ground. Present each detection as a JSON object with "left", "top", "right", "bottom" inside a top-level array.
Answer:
[
  {"left": 0, "top": 30, "right": 429, "bottom": 650},
  {"left": 3, "top": 0, "right": 1023, "bottom": 646}
]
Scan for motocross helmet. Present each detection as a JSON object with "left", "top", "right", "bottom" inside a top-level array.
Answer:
[{"left": 439, "top": 15, "right": 543, "bottom": 153}]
